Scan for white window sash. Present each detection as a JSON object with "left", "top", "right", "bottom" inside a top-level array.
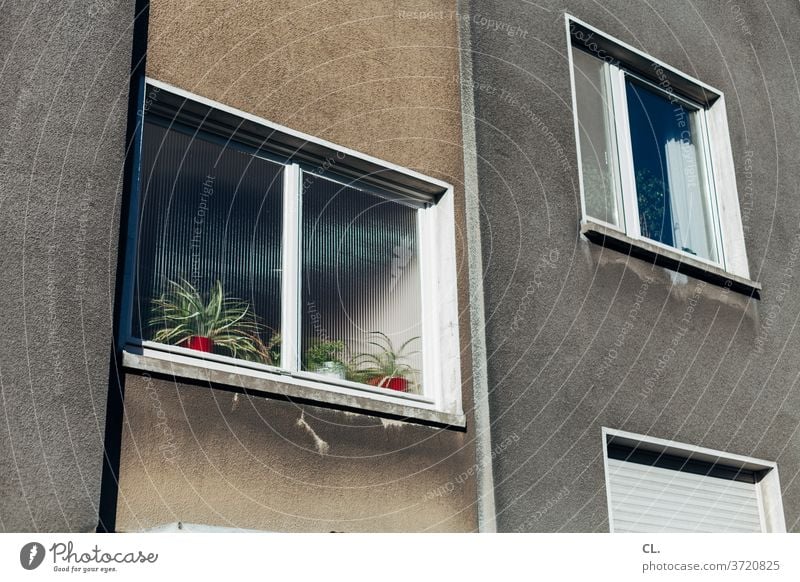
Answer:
[
  {"left": 602, "top": 61, "right": 626, "bottom": 234},
  {"left": 605, "top": 65, "right": 728, "bottom": 269},
  {"left": 126, "top": 157, "right": 442, "bottom": 403},
  {"left": 280, "top": 163, "right": 302, "bottom": 372},
  {"left": 285, "top": 166, "right": 439, "bottom": 401},
  {"left": 693, "top": 108, "right": 727, "bottom": 269},
  {"left": 609, "top": 65, "right": 641, "bottom": 239}
]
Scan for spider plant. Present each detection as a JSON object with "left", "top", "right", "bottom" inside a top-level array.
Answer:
[
  {"left": 241, "top": 331, "right": 282, "bottom": 367},
  {"left": 349, "top": 332, "right": 420, "bottom": 391},
  {"left": 149, "top": 279, "right": 262, "bottom": 358}
]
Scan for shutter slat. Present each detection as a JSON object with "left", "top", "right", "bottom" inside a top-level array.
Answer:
[
  {"left": 609, "top": 481, "right": 759, "bottom": 512},
  {"left": 609, "top": 471, "right": 760, "bottom": 504},
  {"left": 609, "top": 460, "right": 756, "bottom": 495},
  {"left": 607, "top": 458, "right": 763, "bottom": 533},
  {"left": 611, "top": 497, "right": 761, "bottom": 525},
  {"left": 611, "top": 500, "right": 761, "bottom": 529},
  {"left": 613, "top": 518, "right": 752, "bottom": 534}
]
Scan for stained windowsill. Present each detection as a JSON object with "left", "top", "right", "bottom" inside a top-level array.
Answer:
[
  {"left": 121, "top": 345, "right": 466, "bottom": 429},
  {"left": 581, "top": 221, "right": 762, "bottom": 298}
]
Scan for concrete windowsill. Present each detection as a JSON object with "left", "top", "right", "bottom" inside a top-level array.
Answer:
[
  {"left": 122, "top": 345, "right": 466, "bottom": 429},
  {"left": 581, "top": 221, "right": 762, "bottom": 298}
]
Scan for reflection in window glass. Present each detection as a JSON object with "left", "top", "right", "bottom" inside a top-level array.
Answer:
[
  {"left": 625, "top": 79, "right": 718, "bottom": 262},
  {"left": 134, "top": 122, "right": 283, "bottom": 365},
  {"left": 574, "top": 49, "right": 622, "bottom": 227},
  {"left": 301, "top": 174, "right": 424, "bottom": 394}
]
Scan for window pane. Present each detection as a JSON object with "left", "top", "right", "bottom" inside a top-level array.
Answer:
[
  {"left": 134, "top": 121, "right": 283, "bottom": 365},
  {"left": 625, "top": 79, "right": 719, "bottom": 262},
  {"left": 301, "top": 174, "right": 424, "bottom": 395},
  {"left": 574, "top": 49, "right": 622, "bottom": 227}
]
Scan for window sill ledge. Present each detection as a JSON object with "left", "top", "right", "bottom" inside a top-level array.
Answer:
[
  {"left": 581, "top": 221, "right": 761, "bottom": 298},
  {"left": 121, "top": 345, "right": 466, "bottom": 429}
]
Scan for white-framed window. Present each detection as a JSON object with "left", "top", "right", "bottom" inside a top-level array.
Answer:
[
  {"left": 603, "top": 428, "right": 786, "bottom": 533},
  {"left": 567, "top": 16, "right": 753, "bottom": 283},
  {"left": 119, "top": 78, "right": 463, "bottom": 425}
]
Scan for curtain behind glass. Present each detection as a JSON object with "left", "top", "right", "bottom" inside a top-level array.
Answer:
[
  {"left": 301, "top": 174, "right": 424, "bottom": 394},
  {"left": 133, "top": 121, "right": 283, "bottom": 363},
  {"left": 625, "top": 80, "right": 718, "bottom": 262}
]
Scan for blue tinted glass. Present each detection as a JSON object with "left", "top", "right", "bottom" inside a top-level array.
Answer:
[{"left": 626, "top": 79, "right": 717, "bottom": 261}]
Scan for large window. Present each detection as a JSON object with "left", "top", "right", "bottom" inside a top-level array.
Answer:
[
  {"left": 121, "top": 80, "right": 461, "bottom": 420},
  {"left": 569, "top": 17, "right": 752, "bottom": 281}
]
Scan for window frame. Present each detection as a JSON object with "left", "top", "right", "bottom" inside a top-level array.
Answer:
[
  {"left": 118, "top": 77, "right": 464, "bottom": 426},
  {"left": 611, "top": 68, "right": 725, "bottom": 269},
  {"left": 567, "top": 15, "right": 757, "bottom": 291},
  {"left": 602, "top": 428, "right": 787, "bottom": 533}
]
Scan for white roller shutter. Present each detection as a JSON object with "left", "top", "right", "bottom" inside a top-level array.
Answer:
[{"left": 607, "top": 457, "right": 764, "bottom": 533}]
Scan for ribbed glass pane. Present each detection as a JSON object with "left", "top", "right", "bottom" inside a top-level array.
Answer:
[
  {"left": 301, "top": 174, "right": 424, "bottom": 395},
  {"left": 133, "top": 121, "right": 283, "bottom": 365}
]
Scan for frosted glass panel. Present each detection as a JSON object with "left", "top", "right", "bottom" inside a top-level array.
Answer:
[
  {"left": 626, "top": 79, "right": 718, "bottom": 262},
  {"left": 301, "top": 174, "right": 424, "bottom": 395},
  {"left": 134, "top": 121, "right": 283, "bottom": 365},
  {"left": 574, "top": 49, "right": 622, "bottom": 227}
]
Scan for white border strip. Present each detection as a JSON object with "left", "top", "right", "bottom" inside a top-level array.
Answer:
[{"left": 457, "top": 0, "right": 496, "bottom": 533}]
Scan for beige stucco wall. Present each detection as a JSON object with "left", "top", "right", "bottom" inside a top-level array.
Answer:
[
  {"left": 145, "top": 0, "right": 464, "bottom": 183},
  {"left": 116, "top": 0, "right": 475, "bottom": 532}
]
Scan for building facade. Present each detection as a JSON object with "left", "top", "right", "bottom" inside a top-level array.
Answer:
[
  {"left": 465, "top": 0, "right": 800, "bottom": 532},
  {"left": 1, "top": 0, "right": 799, "bottom": 533}
]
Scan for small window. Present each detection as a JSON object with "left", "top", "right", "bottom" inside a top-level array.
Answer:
[
  {"left": 120, "top": 80, "right": 462, "bottom": 421},
  {"left": 568, "top": 17, "right": 752, "bottom": 282},
  {"left": 603, "top": 429, "right": 786, "bottom": 533}
]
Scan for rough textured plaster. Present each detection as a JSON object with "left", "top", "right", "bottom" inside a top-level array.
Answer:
[
  {"left": 0, "top": 1, "right": 133, "bottom": 531},
  {"left": 468, "top": 0, "right": 800, "bottom": 532}
]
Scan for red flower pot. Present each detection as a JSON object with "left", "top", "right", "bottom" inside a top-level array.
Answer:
[
  {"left": 182, "top": 336, "right": 214, "bottom": 352},
  {"left": 367, "top": 376, "right": 408, "bottom": 392}
]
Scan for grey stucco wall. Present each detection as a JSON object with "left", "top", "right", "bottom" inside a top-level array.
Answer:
[
  {"left": 0, "top": 1, "right": 133, "bottom": 531},
  {"left": 467, "top": 0, "right": 800, "bottom": 531}
]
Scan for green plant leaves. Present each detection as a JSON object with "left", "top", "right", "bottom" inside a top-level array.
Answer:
[
  {"left": 304, "top": 340, "right": 346, "bottom": 370},
  {"left": 149, "top": 279, "right": 272, "bottom": 361},
  {"left": 349, "top": 331, "right": 420, "bottom": 382}
]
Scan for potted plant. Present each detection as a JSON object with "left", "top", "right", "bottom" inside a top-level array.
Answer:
[
  {"left": 350, "top": 332, "right": 419, "bottom": 392},
  {"left": 149, "top": 279, "right": 262, "bottom": 358},
  {"left": 304, "top": 340, "right": 347, "bottom": 379},
  {"left": 242, "top": 331, "right": 282, "bottom": 367}
]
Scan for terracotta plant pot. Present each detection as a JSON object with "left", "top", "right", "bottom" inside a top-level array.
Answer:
[
  {"left": 367, "top": 376, "right": 408, "bottom": 392},
  {"left": 182, "top": 336, "right": 214, "bottom": 352}
]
